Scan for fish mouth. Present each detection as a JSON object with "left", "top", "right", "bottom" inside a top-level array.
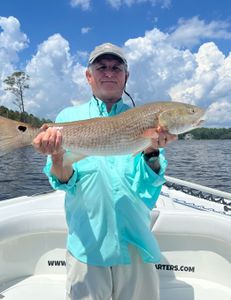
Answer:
[
  {"left": 192, "top": 117, "right": 205, "bottom": 128},
  {"left": 192, "top": 109, "right": 206, "bottom": 128}
]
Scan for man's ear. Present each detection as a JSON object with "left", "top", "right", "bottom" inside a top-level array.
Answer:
[
  {"left": 86, "top": 69, "right": 92, "bottom": 84},
  {"left": 124, "top": 71, "right": 129, "bottom": 86}
]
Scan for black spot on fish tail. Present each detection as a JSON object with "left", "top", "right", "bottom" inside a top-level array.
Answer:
[{"left": 18, "top": 125, "right": 27, "bottom": 132}]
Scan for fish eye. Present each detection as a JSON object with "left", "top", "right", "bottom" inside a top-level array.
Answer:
[{"left": 18, "top": 125, "right": 27, "bottom": 132}]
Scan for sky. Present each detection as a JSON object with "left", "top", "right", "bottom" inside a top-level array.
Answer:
[{"left": 0, "top": 0, "right": 231, "bottom": 127}]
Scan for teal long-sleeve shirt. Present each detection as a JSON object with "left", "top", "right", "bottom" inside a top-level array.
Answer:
[{"left": 44, "top": 96, "right": 167, "bottom": 266}]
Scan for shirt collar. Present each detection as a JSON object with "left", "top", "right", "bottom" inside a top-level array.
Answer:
[{"left": 90, "top": 96, "right": 124, "bottom": 116}]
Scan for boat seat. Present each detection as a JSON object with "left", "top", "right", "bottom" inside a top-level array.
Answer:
[
  {"left": 0, "top": 275, "right": 66, "bottom": 300},
  {"left": 160, "top": 278, "right": 231, "bottom": 300}
]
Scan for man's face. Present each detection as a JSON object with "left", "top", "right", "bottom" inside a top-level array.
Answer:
[{"left": 86, "top": 56, "right": 129, "bottom": 103}]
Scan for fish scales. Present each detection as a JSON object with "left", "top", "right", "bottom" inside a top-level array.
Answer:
[{"left": 61, "top": 103, "right": 160, "bottom": 156}]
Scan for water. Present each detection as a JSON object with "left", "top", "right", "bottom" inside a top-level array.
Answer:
[
  {"left": 0, "top": 140, "right": 230, "bottom": 201},
  {"left": 0, "top": 147, "right": 52, "bottom": 201},
  {"left": 165, "top": 139, "right": 231, "bottom": 193}
]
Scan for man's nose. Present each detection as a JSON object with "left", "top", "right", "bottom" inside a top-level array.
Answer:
[{"left": 104, "top": 68, "right": 114, "bottom": 77}]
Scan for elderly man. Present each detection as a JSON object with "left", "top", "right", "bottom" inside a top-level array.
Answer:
[{"left": 33, "top": 43, "right": 176, "bottom": 300}]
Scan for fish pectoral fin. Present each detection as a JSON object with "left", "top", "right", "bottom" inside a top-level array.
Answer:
[
  {"left": 132, "top": 148, "right": 149, "bottom": 157},
  {"left": 132, "top": 149, "right": 143, "bottom": 157},
  {"left": 132, "top": 141, "right": 153, "bottom": 157},
  {"left": 63, "top": 151, "right": 87, "bottom": 166},
  {"left": 137, "top": 128, "right": 160, "bottom": 156},
  {"left": 158, "top": 109, "right": 176, "bottom": 130}
]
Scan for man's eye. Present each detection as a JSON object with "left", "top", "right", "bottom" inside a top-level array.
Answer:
[
  {"left": 95, "top": 65, "right": 123, "bottom": 72},
  {"left": 97, "top": 66, "right": 106, "bottom": 71},
  {"left": 112, "top": 66, "right": 121, "bottom": 72}
]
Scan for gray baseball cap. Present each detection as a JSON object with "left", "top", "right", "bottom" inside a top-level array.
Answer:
[{"left": 88, "top": 43, "right": 127, "bottom": 65}]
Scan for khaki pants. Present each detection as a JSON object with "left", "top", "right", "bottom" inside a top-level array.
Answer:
[{"left": 66, "top": 246, "right": 160, "bottom": 300}]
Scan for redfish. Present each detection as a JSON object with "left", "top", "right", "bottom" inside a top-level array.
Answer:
[{"left": 0, "top": 101, "right": 205, "bottom": 163}]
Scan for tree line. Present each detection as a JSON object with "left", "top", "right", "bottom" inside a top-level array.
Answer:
[
  {"left": 0, "top": 106, "right": 52, "bottom": 127},
  {"left": 180, "top": 127, "right": 231, "bottom": 140}
]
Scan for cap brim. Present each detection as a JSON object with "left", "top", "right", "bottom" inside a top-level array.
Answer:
[{"left": 89, "top": 52, "right": 127, "bottom": 65}]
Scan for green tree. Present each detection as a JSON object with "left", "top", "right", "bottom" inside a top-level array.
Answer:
[
  {"left": 3, "top": 71, "right": 30, "bottom": 116},
  {"left": 179, "top": 127, "right": 231, "bottom": 139}
]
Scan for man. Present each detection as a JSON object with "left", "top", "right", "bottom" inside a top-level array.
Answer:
[{"left": 33, "top": 43, "right": 176, "bottom": 300}]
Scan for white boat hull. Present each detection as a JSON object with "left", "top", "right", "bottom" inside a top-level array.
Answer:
[{"left": 0, "top": 182, "right": 231, "bottom": 300}]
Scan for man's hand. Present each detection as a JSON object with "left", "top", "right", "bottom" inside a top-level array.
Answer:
[
  {"left": 33, "top": 125, "right": 63, "bottom": 156},
  {"left": 142, "top": 127, "right": 177, "bottom": 154},
  {"left": 142, "top": 127, "right": 177, "bottom": 173},
  {"left": 33, "top": 126, "right": 73, "bottom": 183}
]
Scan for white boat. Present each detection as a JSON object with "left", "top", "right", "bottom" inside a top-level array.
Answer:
[{"left": 0, "top": 176, "right": 230, "bottom": 300}]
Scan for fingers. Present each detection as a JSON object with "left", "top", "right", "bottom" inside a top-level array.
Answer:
[
  {"left": 40, "top": 124, "right": 49, "bottom": 132},
  {"left": 143, "top": 127, "right": 177, "bottom": 152},
  {"left": 158, "top": 132, "right": 177, "bottom": 147},
  {"left": 142, "top": 128, "right": 159, "bottom": 139},
  {"left": 33, "top": 127, "right": 63, "bottom": 155}
]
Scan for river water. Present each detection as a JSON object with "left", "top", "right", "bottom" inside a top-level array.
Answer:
[{"left": 0, "top": 140, "right": 230, "bottom": 201}]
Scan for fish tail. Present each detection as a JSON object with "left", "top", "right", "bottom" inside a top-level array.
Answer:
[{"left": 0, "top": 116, "right": 35, "bottom": 156}]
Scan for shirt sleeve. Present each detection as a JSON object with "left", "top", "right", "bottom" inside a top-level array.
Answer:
[
  {"left": 132, "top": 149, "right": 167, "bottom": 209},
  {"left": 43, "top": 156, "right": 78, "bottom": 194}
]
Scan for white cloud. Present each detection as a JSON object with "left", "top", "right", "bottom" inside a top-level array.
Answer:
[
  {"left": 106, "top": 0, "right": 171, "bottom": 9},
  {"left": 70, "top": 0, "right": 91, "bottom": 10},
  {"left": 0, "top": 16, "right": 29, "bottom": 53},
  {"left": 0, "top": 16, "right": 29, "bottom": 108},
  {"left": 0, "top": 16, "right": 29, "bottom": 78},
  {"left": 168, "top": 42, "right": 231, "bottom": 120},
  {"left": 24, "top": 34, "right": 91, "bottom": 119},
  {"left": 168, "top": 16, "right": 231, "bottom": 48},
  {"left": 76, "top": 50, "right": 89, "bottom": 61},
  {"left": 81, "top": 27, "right": 92, "bottom": 34},
  {"left": 1, "top": 16, "right": 231, "bottom": 127},
  {"left": 0, "top": 17, "right": 91, "bottom": 118},
  {"left": 124, "top": 28, "right": 196, "bottom": 102},
  {"left": 205, "top": 100, "right": 231, "bottom": 127},
  {"left": 124, "top": 28, "right": 231, "bottom": 127}
]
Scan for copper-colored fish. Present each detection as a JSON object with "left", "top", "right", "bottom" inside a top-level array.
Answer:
[{"left": 0, "top": 101, "right": 205, "bottom": 163}]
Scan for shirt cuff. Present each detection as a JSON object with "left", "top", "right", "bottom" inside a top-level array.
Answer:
[
  {"left": 43, "top": 160, "right": 78, "bottom": 192},
  {"left": 142, "top": 148, "right": 167, "bottom": 185}
]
